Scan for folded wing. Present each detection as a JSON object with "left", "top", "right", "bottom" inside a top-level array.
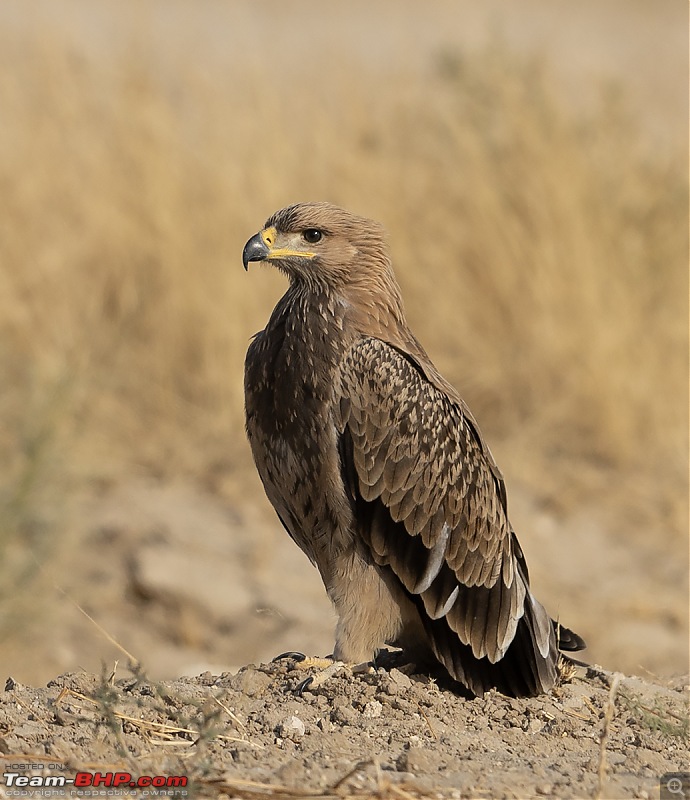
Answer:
[{"left": 337, "top": 337, "right": 559, "bottom": 696}]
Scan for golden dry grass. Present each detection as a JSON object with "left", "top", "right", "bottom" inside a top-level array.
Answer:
[{"left": 0, "top": 20, "right": 686, "bottom": 640}]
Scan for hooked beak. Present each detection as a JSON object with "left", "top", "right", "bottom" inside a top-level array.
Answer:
[{"left": 242, "top": 232, "right": 271, "bottom": 271}]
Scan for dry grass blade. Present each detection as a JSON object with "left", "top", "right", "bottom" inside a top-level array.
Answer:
[
  {"left": 329, "top": 759, "right": 377, "bottom": 791},
  {"left": 56, "top": 687, "right": 263, "bottom": 748},
  {"left": 595, "top": 671, "right": 622, "bottom": 799},
  {"left": 562, "top": 708, "right": 590, "bottom": 721},
  {"left": 57, "top": 598, "right": 139, "bottom": 668},
  {"left": 415, "top": 703, "right": 438, "bottom": 741},
  {"left": 214, "top": 695, "right": 247, "bottom": 730},
  {"left": 583, "top": 697, "right": 600, "bottom": 717}
]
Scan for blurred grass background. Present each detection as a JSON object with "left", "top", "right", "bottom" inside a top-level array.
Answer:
[{"left": 0, "top": 0, "right": 687, "bottom": 680}]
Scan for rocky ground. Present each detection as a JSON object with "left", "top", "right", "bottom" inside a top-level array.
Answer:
[
  {"left": 2, "top": 477, "right": 688, "bottom": 798},
  {"left": 1, "top": 658, "right": 688, "bottom": 799}
]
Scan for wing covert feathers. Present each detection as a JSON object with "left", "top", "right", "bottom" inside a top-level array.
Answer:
[{"left": 339, "top": 337, "right": 558, "bottom": 694}]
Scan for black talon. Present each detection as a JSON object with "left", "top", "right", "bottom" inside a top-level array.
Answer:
[
  {"left": 272, "top": 651, "right": 307, "bottom": 663},
  {"left": 295, "top": 677, "right": 314, "bottom": 696}
]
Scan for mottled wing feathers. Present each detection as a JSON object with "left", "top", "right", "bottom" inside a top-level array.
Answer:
[
  {"left": 338, "top": 337, "right": 557, "bottom": 690},
  {"left": 340, "top": 340, "right": 510, "bottom": 571}
]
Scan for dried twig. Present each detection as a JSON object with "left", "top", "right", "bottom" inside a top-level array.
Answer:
[
  {"left": 415, "top": 702, "right": 438, "bottom": 740},
  {"left": 56, "top": 688, "right": 262, "bottom": 748},
  {"left": 595, "top": 671, "right": 622, "bottom": 799},
  {"left": 214, "top": 695, "right": 247, "bottom": 730}
]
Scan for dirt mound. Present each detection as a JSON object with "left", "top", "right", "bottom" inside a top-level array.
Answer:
[{"left": 2, "top": 661, "right": 687, "bottom": 799}]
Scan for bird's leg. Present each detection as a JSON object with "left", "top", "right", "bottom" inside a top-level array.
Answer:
[{"left": 272, "top": 652, "right": 374, "bottom": 694}]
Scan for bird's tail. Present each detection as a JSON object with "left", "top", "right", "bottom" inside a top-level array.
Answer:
[{"left": 417, "top": 590, "right": 586, "bottom": 699}]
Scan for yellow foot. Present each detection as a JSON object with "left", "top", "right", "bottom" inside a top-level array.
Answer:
[
  {"left": 272, "top": 651, "right": 335, "bottom": 670},
  {"left": 297, "top": 660, "right": 374, "bottom": 694},
  {"left": 295, "top": 656, "right": 338, "bottom": 671},
  {"left": 272, "top": 652, "right": 374, "bottom": 694}
]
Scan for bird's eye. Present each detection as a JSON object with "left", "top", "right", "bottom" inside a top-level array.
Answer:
[{"left": 303, "top": 229, "right": 323, "bottom": 244}]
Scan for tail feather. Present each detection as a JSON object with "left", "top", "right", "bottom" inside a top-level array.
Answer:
[
  {"left": 409, "top": 583, "right": 586, "bottom": 698},
  {"left": 554, "top": 621, "right": 587, "bottom": 652},
  {"left": 415, "top": 592, "right": 559, "bottom": 698}
]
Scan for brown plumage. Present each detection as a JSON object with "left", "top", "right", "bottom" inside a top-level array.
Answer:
[{"left": 243, "top": 202, "right": 584, "bottom": 698}]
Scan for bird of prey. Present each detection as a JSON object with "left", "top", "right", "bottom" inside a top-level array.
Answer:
[{"left": 242, "top": 202, "right": 584, "bottom": 698}]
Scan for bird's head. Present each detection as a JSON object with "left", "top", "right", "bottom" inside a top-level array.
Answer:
[{"left": 242, "top": 202, "right": 393, "bottom": 292}]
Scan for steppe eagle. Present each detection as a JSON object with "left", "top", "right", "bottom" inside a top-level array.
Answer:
[{"left": 242, "top": 202, "right": 584, "bottom": 697}]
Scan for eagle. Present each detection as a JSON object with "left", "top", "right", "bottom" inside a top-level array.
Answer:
[{"left": 242, "top": 202, "right": 584, "bottom": 698}]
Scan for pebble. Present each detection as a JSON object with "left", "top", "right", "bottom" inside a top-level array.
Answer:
[
  {"left": 607, "top": 752, "right": 626, "bottom": 766},
  {"left": 528, "top": 718, "right": 545, "bottom": 734},
  {"left": 363, "top": 700, "right": 383, "bottom": 718},
  {"left": 389, "top": 669, "right": 412, "bottom": 690},
  {"left": 331, "top": 705, "right": 359, "bottom": 726},
  {"left": 396, "top": 745, "right": 444, "bottom": 773},
  {"left": 276, "top": 715, "right": 305, "bottom": 741},
  {"left": 230, "top": 668, "right": 272, "bottom": 697}
]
